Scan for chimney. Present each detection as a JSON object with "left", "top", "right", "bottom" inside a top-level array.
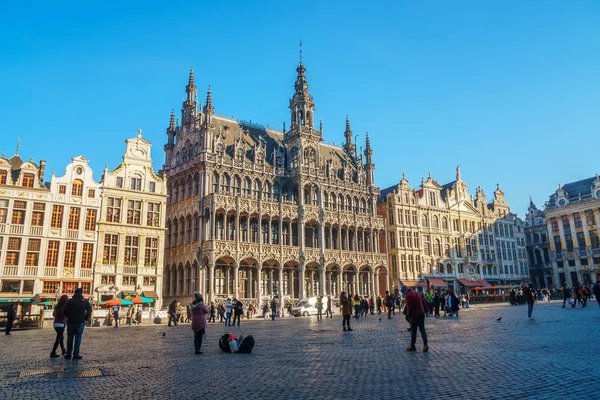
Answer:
[{"left": 39, "top": 160, "right": 46, "bottom": 182}]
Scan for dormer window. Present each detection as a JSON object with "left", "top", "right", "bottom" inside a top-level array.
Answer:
[
  {"left": 0, "top": 170, "right": 7, "bottom": 185},
  {"left": 22, "top": 173, "right": 35, "bottom": 188},
  {"left": 116, "top": 177, "right": 124, "bottom": 188}
]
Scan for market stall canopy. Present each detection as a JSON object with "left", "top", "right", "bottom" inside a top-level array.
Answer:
[
  {"left": 131, "top": 296, "right": 154, "bottom": 304},
  {"left": 458, "top": 279, "right": 479, "bottom": 288},
  {"left": 141, "top": 291, "right": 158, "bottom": 298},
  {"left": 103, "top": 299, "right": 133, "bottom": 307},
  {"left": 477, "top": 280, "right": 493, "bottom": 288},
  {"left": 426, "top": 277, "right": 448, "bottom": 288}
]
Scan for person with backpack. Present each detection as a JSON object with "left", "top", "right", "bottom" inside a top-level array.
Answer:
[
  {"left": 340, "top": 291, "right": 353, "bottom": 332},
  {"left": 189, "top": 292, "right": 210, "bottom": 354},
  {"left": 232, "top": 299, "right": 243, "bottom": 326},
  {"left": 50, "top": 295, "right": 68, "bottom": 358}
]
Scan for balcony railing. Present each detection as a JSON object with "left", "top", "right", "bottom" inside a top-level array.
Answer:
[
  {"left": 9, "top": 224, "right": 24, "bottom": 234},
  {"left": 0, "top": 223, "right": 5, "bottom": 233},
  {"left": 29, "top": 226, "right": 43, "bottom": 236},
  {"left": 123, "top": 266, "right": 137, "bottom": 274},
  {"left": 2, "top": 266, "right": 18, "bottom": 276},
  {"left": 80, "top": 269, "right": 92, "bottom": 278},
  {"left": 44, "top": 267, "right": 58, "bottom": 277},
  {"left": 23, "top": 266, "right": 38, "bottom": 276},
  {"left": 67, "top": 230, "right": 79, "bottom": 239}
]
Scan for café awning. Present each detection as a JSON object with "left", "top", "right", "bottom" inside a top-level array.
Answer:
[
  {"left": 142, "top": 291, "right": 159, "bottom": 299},
  {"left": 426, "top": 277, "right": 448, "bottom": 288},
  {"left": 458, "top": 279, "right": 479, "bottom": 288}
]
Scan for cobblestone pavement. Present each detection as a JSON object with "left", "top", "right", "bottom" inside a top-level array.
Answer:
[{"left": 0, "top": 301, "right": 599, "bottom": 400}]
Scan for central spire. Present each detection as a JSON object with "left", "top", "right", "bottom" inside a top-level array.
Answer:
[{"left": 289, "top": 41, "right": 316, "bottom": 133}]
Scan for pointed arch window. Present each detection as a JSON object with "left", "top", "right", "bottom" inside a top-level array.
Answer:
[{"left": 213, "top": 172, "right": 220, "bottom": 193}]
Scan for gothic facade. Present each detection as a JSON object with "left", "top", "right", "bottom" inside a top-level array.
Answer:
[
  {"left": 163, "top": 63, "right": 388, "bottom": 307},
  {"left": 523, "top": 197, "right": 553, "bottom": 288},
  {"left": 378, "top": 167, "right": 529, "bottom": 293}
]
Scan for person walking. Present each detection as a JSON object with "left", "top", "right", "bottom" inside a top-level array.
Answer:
[
  {"left": 168, "top": 300, "right": 179, "bottom": 326},
  {"left": 208, "top": 302, "right": 216, "bottom": 323},
  {"left": 50, "top": 295, "right": 69, "bottom": 358},
  {"left": 450, "top": 292, "right": 460, "bottom": 318},
  {"left": 402, "top": 285, "right": 429, "bottom": 352},
  {"left": 325, "top": 296, "right": 333, "bottom": 318},
  {"left": 217, "top": 303, "right": 225, "bottom": 322},
  {"left": 5, "top": 304, "right": 16, "bottom": 335},
  {"left": 225, "top": 298, "right": 233, "bottom": 326},
  {"left": 231, "top": 299, "right": 243, "bottom": 326},
  {"left": 112, "top": 304, "right": 120, "bottom": 328},
  {"left": 352, "top": 295, "right": 360, "bottom": 319},
  {"left": 271, "top": 297, "right": 278, "bottom": 321},
  {"left": 385, "top": 291, "right": 393, "bottom": 319},
  {"left": 63, "top": 288, "right": 92, "bottom": 360},
  {"left": 561, "top": 285, "right": 571, "bottom": 308},
  {"left": 340, "top": 291, "right": 353, "bottom": 332},
  {"left": 524, "top": 284, "right": 536, "bottom": 319},
  {"left": 592, "top": 282, "right": 600, "bottom": 308},
  {"left": 189, "top": 292, "right": 209, "bottom": 354},
  {"left": 376, "top": 296, "right": 382, "bottom": 314}
]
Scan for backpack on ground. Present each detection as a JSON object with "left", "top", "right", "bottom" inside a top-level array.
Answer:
[
  {"left": 238, "top": 335, "right": 255, "bottom": 354},
  {"left": 219, "top": 334, "right": 237, "bottom": 353}
]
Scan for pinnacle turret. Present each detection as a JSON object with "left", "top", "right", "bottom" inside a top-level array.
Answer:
[{"left": 203, "top": 86, "right": 214, "bottom": 115}]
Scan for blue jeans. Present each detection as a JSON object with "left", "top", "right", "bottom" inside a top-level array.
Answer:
[
  {"left": 527, "top": 303, "right": 534, "bottom": 318},
  {"left": 66, "top": 323, "right": 86, "bottom": 356},
  {"left": 225, "top": 312, "right": 231, "bottom": 326}
]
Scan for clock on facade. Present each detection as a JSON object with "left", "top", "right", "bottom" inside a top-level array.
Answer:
[
  {"left": 596, "top": 189, "right": 600, "bottom": 198},
  {"left": 558, "top": 198, "right": 566, "bottom": 206}
]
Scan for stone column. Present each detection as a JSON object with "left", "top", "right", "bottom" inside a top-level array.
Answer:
[
  {"left": 372, "top": 271, "right": 378, "bottom": 298},
  {"left": 319, "top": 266, "right": 325, "bottom": 296},
  {"left": 235, "top": 212, "right": 240, "bottom": 241},
  {"left": 208, "top": 263, "right": 215, "bottom": 303},
  {"left": 256, "top": 265, "right": 262, "bottom": 305},
  {"left": 233, "top": 262, "right": 239, "bottom": 299},
  {"left": 298, "top": 262, "right": 305, "bottom": 299},
  {"left": 268, "top": 217, "right": 272, "bottom": 245}
]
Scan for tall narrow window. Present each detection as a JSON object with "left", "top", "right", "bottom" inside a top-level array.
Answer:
[
  {"left": 145, "top": 237, "right": 158, "bottom": 266},
  {"left": 147, "top": 202, "right": 161, "bottom": 227},
  {"left": 67, "top": 207, "right": 81, "bottom": 230},
  {"left": 116, "top": 176, "right": 123, "bottom": 188},
  {"left": 0, "top": 170, "right": 7, "bottom": 185},
  {"left": 6, "top": 237, "right": 22, "bottom": 265},
  {"left": 85, "top": 209, "right": 97, "bottom": 231},
  {"left": 11, "top": 200, "right": 26, "bottom": 225},
  {"left": 81, "top": 243, "right": 94, "bottom": 269},
  {"left": 71, "top": 179, "right": 83, "bottom": 196},
  {"left": 124, "top": 236, "right": 139, "bottom": 265},
  {"left": 25, "top": 239, "right": 41, "bottom": 266},
  {"left": 0, "top": 199, "right": 8, "bottom": 223},
  {"left": 127, "top": 200, "right": 142, "bottom": 225},
  {"left": 64, "top": 242, "right": 77, "bottom": 268},
  {"left": 31, "top": 203, "right": 45, "bottom": 226},
  {"left": 46, "top": 241, "right": 60, "bottom": 267},
  {"left": 51, "top": 205, "right": 64, "bottom": 228},
  {"left": 103, "top": 234, "right": 119, "bottom": 264},
  {"left": 107, "top": 198, "right": 122, "bottom": 223}
]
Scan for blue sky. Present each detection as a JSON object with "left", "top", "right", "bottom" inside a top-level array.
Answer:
[{"left": 1, "top": 1, "right": 598, "bottom": 216}]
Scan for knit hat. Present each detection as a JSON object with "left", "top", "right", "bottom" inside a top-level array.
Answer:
[
  {"left": 400, "top": 285, "right": 408, "bottom": 294},
  {"left": 74, "top": 288, "right": 83, "bottom": 295},
  {"left": 194, "top": 292, "right": 203, "bottom": 302}
]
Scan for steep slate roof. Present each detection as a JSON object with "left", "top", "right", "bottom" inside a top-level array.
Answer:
[
  {"left": 378, "top": 184, "right": 399, "bottom": 202},
  {"left": 548, "top": 176, "right": 596, "bottom": 206},
  {"left": 204, "top": 115, "right": 359, "bottom": 171},
  {"left": 439, "top": 181, "right": 456, "bottom": 201}
]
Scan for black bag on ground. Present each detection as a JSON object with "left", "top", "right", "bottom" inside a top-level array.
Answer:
[
  {"left": 238, "top": 335, "right": 255, "bottom": 354},
  {"left": 219, "top": 334, "right": 232, "bottom": 353}
]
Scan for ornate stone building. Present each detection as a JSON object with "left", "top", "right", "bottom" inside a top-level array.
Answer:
[
  {"left": 524, "top": 197, "right": 553, "bottom": 288},
  {"left": 95, "top": 132, "right": 167, "bottom": 307},
  {"left": 163, "top": 63, "right": 388, "bottom": 306},
  {"left": 0, "top": 151, "right": 100, "bottom": 310},
  {"left": 378, "top": 167, "right": 529, "bottom": 293},
  {"left": 543, "top": 175, "right": 600, "bottom": 286}
]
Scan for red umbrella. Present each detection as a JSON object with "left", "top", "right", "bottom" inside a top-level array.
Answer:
[
  {"left": 103, "top": 298, "right": 122, "bottom": 307},
  {"left": 131, "top": 296, "right": 143, "bottom": 304}
]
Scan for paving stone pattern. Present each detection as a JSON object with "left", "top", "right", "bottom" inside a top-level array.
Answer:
[{"left": 0, "top": 302, "right": 598, "bottom": 400}]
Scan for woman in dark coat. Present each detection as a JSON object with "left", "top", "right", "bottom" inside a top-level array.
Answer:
[
  {"left": 189, "top": 292, "right": 210, "bottom": 354},
  {"left": 50, "top": 295, "right": 69, "bottom": 358}
]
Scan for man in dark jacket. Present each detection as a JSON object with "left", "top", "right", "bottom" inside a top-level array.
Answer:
[
  {"left": 402, "top": 285, "right": 429, "bottom": 352},
  {"left": 524, "top": 284, "right": 535, "bottom": 319},
  {"left": 63, "top": 288, "right": 92, "bottom": 360},
  {"left": 231, "top": 299, "right": 243, "bottom": 326},
  {"left": 5, "top": 304, "right": 16, "bottom": 335}
]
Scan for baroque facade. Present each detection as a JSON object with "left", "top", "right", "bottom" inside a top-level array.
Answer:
[
  {"left": 163, "top": 63, "right": 388, "bottom": 306},
  {"left": 378, "top": 167, "right": 529, "bottom": 293},
  {"left": 0, "top": 152, "right": 100, "bottom": 309},
  {"left": 542, "top": 175, "right": 600, "bottom": 286},
  {"left": 95, "top": 132, "right": 167, "bottom": 308}
]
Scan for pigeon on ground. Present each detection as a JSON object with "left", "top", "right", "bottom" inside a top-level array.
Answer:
[
  {"left": 162, "top": 332, "right": 166, "bottom": 337},
  {"left": 379, "top": 318, "right": 381, "bottom": 322},
  {"left": 496, "top": 317, "right": 502, "bottom": 322}
]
